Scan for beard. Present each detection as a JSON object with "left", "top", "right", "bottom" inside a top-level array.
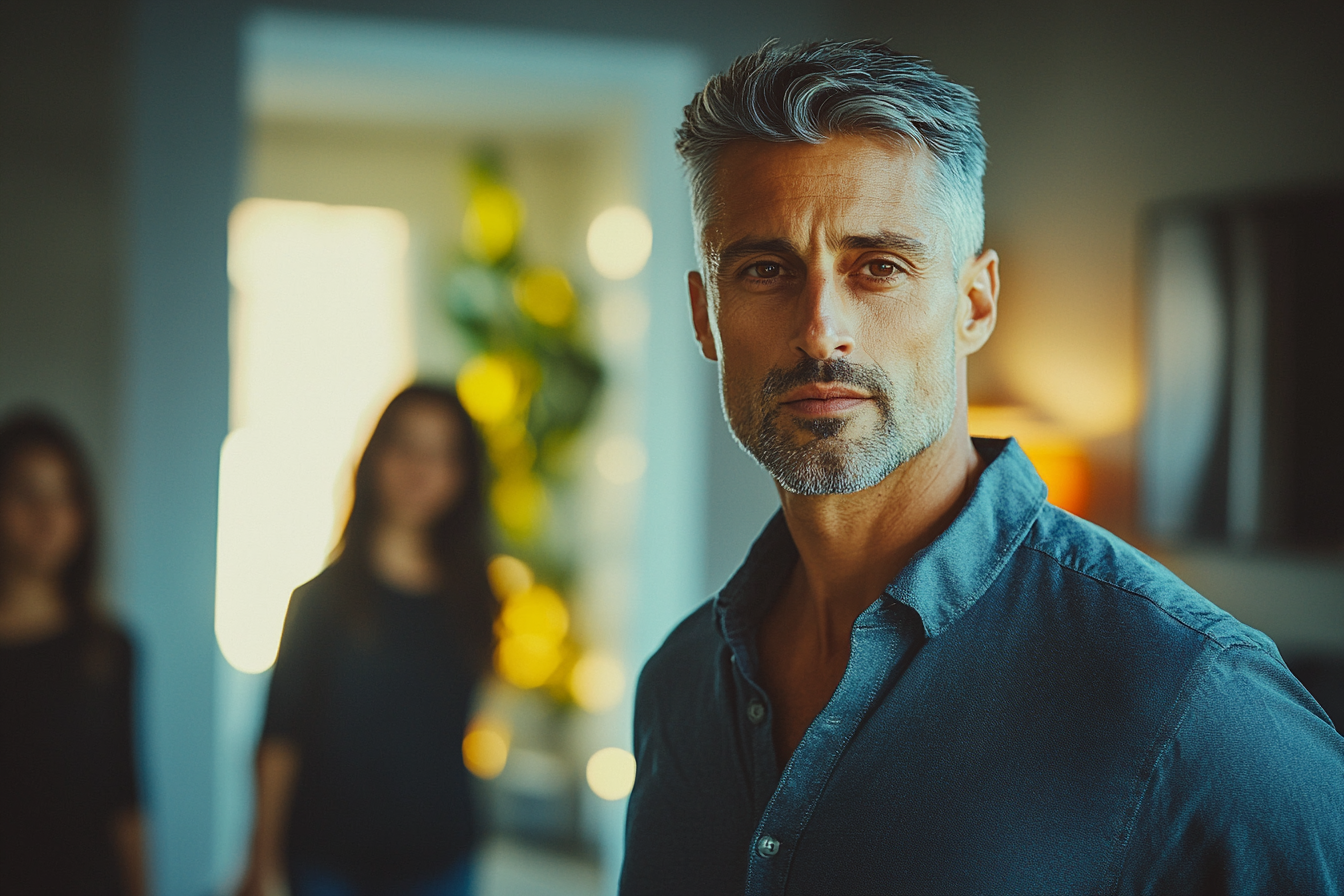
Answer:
[{"left": 722, "top": 344, "right": 957, "bottom": 496}]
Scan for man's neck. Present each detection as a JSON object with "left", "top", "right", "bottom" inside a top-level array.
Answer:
[{"left": 775, "top": 417, "right": 984, "bottom": 655}]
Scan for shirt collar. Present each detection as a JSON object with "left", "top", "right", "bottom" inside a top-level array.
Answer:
[{"left": 714, "top": 437, "right": 1047, "bottom": 648}]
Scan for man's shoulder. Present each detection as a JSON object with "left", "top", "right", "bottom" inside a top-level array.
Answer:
[
  {"left": 1018, "top": 503, "right": 1277, "bottom": 655},
  {"left": 638, "top": 597, "right": 721, "bottom": 692}
]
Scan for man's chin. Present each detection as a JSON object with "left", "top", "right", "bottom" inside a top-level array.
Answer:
[{"left": 758, "top": 441, "right": 899, "bottom": 497}]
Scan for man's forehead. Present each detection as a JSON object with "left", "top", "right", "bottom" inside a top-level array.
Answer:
[{"left": 702, "top": 135, "right": 942, "bottom": 255}]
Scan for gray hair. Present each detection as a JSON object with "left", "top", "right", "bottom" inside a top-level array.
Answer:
[{"left": 675, "top": 40, "right": 987, "bottom": 269}]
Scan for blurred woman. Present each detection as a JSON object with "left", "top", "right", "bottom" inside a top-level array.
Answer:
[
  {"left": 0, "top": 410, "right": 146, "bottom": 896},
  {"left": 240, "top": 385, "right": 497, "bottom": 896}
]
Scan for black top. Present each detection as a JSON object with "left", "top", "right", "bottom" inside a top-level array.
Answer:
[
  {"left": 263, "top": 566, "right": 483, "bottom": 885},
  {"left": 0, "top": 621, "right": 138, "bottom": 896}
]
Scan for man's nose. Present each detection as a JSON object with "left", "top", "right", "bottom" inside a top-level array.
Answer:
[{"left": 789, "top": 269, "right": 856, "bottom": 361}]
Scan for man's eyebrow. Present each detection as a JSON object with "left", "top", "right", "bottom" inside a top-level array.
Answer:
[
  {"left": 838, "top": 231, "right": 931, "bottom": 262},
  {"left": 712, "top": 231, "right": 932, "bottom": 269},
  {"left": 715, "top": 237, "right": 801, "bottom": 268}
]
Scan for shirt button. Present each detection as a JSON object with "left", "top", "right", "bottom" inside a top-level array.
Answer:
[
  {"left": 757, "top": 835, "right": 780, "bottom": 857},
  {"left": 747, "top": 700, "right": 767, "bottom": 724}
]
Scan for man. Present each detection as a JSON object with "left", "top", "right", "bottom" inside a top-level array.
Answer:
[{"left": 621, "top": 40, "right": 1344, "bottom": 895}]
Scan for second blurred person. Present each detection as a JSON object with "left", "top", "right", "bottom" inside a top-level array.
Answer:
[{"left": 239, "top": 384, "right": 496, "bottom": 896}]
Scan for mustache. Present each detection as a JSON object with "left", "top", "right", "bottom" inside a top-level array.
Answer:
[{"left": 759, "top": 357, "right": 893, "bottom": 407}]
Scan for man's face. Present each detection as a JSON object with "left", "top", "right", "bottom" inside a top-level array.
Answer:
[{"left": 690, "top": 134, "right": 993, "bottom": 495}]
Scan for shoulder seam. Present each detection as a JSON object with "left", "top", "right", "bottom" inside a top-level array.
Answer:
[{"left": 1018, "top": 540, "right": 1263, "bottom": 652}]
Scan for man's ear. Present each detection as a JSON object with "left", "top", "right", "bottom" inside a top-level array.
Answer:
[
  {"left": 689, "top": 270, "right": 718, "bottom": 361},
  {"left": 955, "top": 249, "right": 999, "bottom": 358}
]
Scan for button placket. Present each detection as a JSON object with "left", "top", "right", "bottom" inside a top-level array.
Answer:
[
  {"left": 745, "top": 613, "right": 913, "bottom": 896},
  {"left": 747, "top": 700, "right": 767, "bottom": 724}
]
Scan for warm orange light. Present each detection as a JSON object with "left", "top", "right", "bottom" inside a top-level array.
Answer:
[
  {"left": 968, "top": 405, "right": 1092, "bottom": 517},
  {"left": 1020, "top": 441, "right": 1090, "bottom": 517}
]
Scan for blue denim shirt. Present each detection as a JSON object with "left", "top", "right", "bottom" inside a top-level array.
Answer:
[{"left": 621, "top": 439, "right": 1344, "bottom": 895}]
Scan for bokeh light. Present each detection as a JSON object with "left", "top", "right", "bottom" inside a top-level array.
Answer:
[
  {"left": 595, "top": 435, "right": 648, "bottom": 485},
  {"left": 494, "top": 583, "right": 570, "bottom": 689},
  {"left": 495, "top": 634, "right": 564, "bottom": 689},
  {"left": 587, "top": 205, "right": 652, "bottom": 280},
  {"left": 490, "top": 470, "right": 548, "bottom": 538},
  {"left": 569, "top": 651, "right": 625, "bottom": 713},
  {"left": 462, "top": 716, "right": 511, "bottom": 779},
  {"left": 586, "top": 747, "right": 637, "bottom": 801},
  {"left": 487, "top": 553, "right": 534, "bottom": 601},
  {"left": 514, "top": 266, "right": 576, "bottom": 327},
  {"left": 484, "top": 418, "right": 537, "bottom": 472},
  {"left": 456, "top": 354, "right": 519, "bottom": 425},
  {"left": 462, "top": 183, "right": 524, "bottom": 264},
  {"left": 501, "top": 584, "right": 569, "bottom": 642}
]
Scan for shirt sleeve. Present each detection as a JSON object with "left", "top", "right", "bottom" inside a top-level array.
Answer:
[
  {"left": 262, "top": 581, "right": 328, "bottom": 745},
  {"left": 1117, "top": 643, "right": 1344, "bottom": 895}
]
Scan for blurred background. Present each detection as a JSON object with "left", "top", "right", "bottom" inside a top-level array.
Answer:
[{"left": 1, "top": 0, "right": 1341, "bottom": 894}]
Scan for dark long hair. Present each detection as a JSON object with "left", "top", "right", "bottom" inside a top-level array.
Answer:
[
  {"left": 0, "top": 409, "right": 101, "bottom": 626},
  {"left": 332, "top": 384, "right": 496, "bottom": 671}
]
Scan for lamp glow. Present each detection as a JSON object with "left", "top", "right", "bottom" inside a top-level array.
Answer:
[
  {"left": 586, "top": 205, "right": 652, "bottom": 280},
  {"left": 968, "top": 405, "right": 1091, "bottom": 517}
]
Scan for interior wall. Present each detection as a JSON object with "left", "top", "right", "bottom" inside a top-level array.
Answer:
[{"left": 0, "top": 0, "right": 129, "bottom": 546}]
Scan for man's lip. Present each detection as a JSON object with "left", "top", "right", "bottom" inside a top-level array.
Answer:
[{"left": 778, "top": 384, "right": 871, "bottom": 403}]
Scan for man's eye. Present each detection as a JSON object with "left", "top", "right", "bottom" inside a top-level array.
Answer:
[
  {"left": 745, "top": 262, "right": 782, "bottom": 279},
  {"left": 865, "top": 261, "right": 899, "bottom": 278}
]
